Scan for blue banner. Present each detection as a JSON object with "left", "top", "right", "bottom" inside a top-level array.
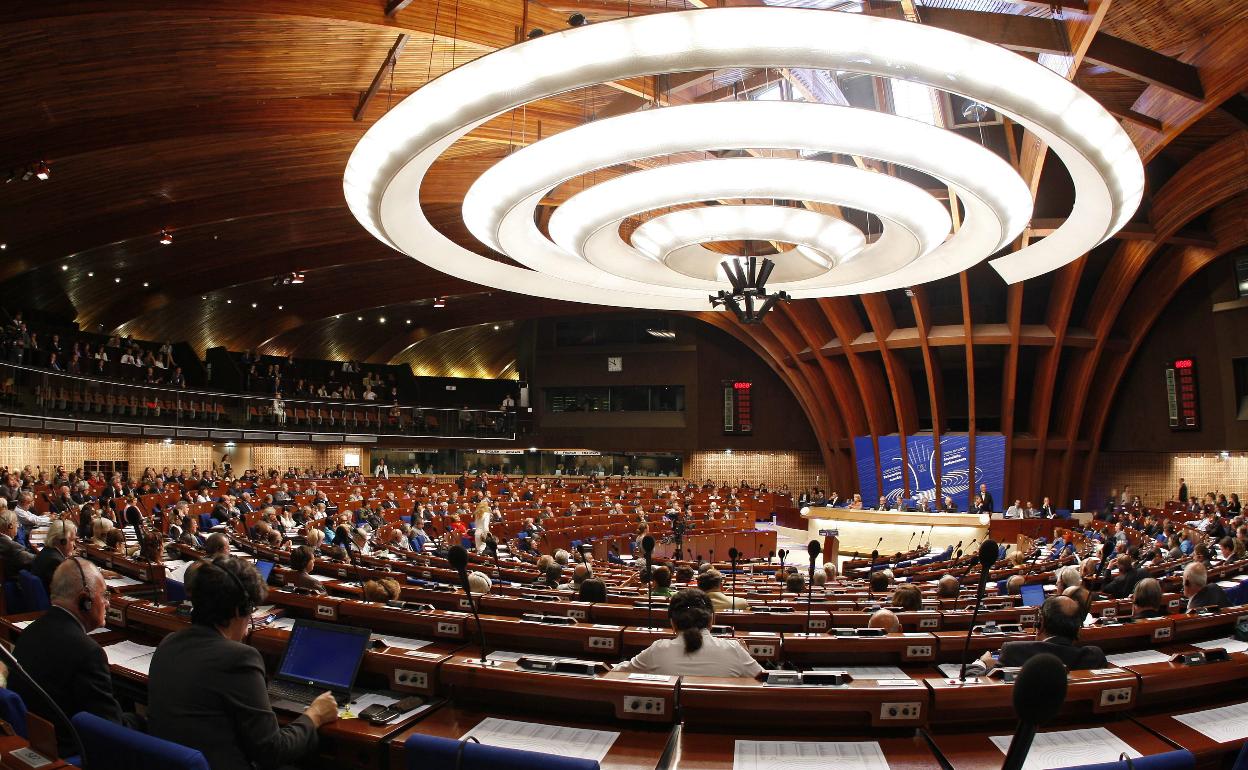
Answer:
[
  {"left": 975, "top": 433, "right": 1007, "bottom": 513},
  {"left": 851, "top": 432, "right": 1006, "bottom": 511},
  {"left": 853, "top": 435, "right": 877, "bottom": 507}
]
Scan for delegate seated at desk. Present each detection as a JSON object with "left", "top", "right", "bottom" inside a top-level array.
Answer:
[
  {"left": 12, "top": 558, "right": 143, "bottom": 756},
  {"left": 147, "top": 555, "right": 338, "bottom": 770},
  {"left": 975, "top": 595, "right": 1107, "bottom": 672},
  {"left": 614, "top": 588, "right": 763, "bottom": 678}
]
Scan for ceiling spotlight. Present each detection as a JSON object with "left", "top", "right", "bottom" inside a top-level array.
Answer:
[
  {"left": 61, "top": 265, "right": 68, "bottom": 271},
  {"left": 0, "top": 244, "right": 6, "bottom": 250},
  {"left": 277, "top": 305, "right": 284, "bottom": 310},
  {"left": 356, "top": 316, "right": 363, "bottom": 321},
  {"left": 334, "top": 314, "right": 341, "bottom": 319},
  {"left": 493, "top": 324, "right": 500, "bottom": 330},
  {"left": 568, "top": 13, "right": 586, "bottom": 27},
  {"left": 527, "top": 28, "right": 544, "bottom": 38},
  {"left": 201, "top": 295, "right": 207, "bottom": 300},
  {"left": 114, "top": 277, "right": 121, "bottom": 283},
  {"left": 142, "top": 282, "right": 149, "bottom": 287},
  {"left": 405, "top": 319, "right": 411, "bottom": 324},
  {"left": 251, "top": 302, "right": 258, "bottom": 308},
  {"left": 34, "top": 161, "right": 50, "bottom": 181},
  {"left": 433, "top": 296, "right": 446, "bottom": 308},
  {"left": 379, "top": 317, "right": 386, "bottom": 324},
  {"left": 158, "top": 229, "right": 173, "bottom": 245},
  {"left": 226, "top": 299, "right": 232, "bottom": 304},
  {"left": 87, "top": 271, "right": 94, "bottom": 277},
  {"left": 710, "top": 256, "right": 790, "bottom": 324}
]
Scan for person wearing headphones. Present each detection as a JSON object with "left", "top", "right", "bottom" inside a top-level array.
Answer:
[
  {"left": 12, "top": 558, "right": 141, "bottom": 756},
  {"left": 31, "top": 518, "right": 76, "bottom": 594},
  {"left": 148, "top": 556, "right": 336, "bottom": 769}
]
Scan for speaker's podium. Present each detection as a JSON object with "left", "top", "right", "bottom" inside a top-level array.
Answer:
[{"left": 802, "top": 508, "right": 989, "bottom": 556}]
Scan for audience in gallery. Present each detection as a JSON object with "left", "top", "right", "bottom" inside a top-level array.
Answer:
[{"left": 0, "top": 456, "right": 1244, "bottom": 761}]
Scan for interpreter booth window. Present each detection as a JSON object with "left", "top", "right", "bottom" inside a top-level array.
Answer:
[{"left": 1237, "top": 256, "right": 1248, "bottom": 298}]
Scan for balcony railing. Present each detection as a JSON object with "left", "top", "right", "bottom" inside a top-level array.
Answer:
[{"left": 0, "top": 362, "right": 515, "bottom": 440}]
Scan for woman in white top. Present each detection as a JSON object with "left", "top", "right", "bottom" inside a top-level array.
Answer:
[{"left": 614, "top": 589, "right": 763, "bottom": 678}]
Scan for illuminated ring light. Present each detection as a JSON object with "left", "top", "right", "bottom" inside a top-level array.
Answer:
[
  {"left": 547, "top": 157, "right": 950, "bottom": 292},
  {"left": 632, "top": 205, "right": 864, "bottom": 284},
  {"left": 496, "top": 108, "right": 1012, "bottom": 295},
  {"left": 345, "top": 7, "right": 1144, "bottom": 308}
]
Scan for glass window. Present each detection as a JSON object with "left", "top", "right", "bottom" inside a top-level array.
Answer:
[{"left": 1236, "top": 256, "right": 1248, "bottom": 298}]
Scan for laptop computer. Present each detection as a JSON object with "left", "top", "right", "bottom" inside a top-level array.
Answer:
[
  {"left": 266, "top": 619, "right": 371, "bottom": 712},
  {"left": 254, "top": 559, "right": 276, "bottom": 583},
  {"left": 1019, "top": 582, "right": 1046, "bottom": 607}
]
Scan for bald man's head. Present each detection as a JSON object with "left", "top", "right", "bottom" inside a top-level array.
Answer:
[
  {"left": 867, "top": 608, "right": 901, "bottom": 634},
  {"left": 1038, "top": 595, "right": 1082, "bottom": 640}
]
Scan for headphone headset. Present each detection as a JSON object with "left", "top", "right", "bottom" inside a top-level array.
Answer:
[
  {"left": 212, "top": 558, "right": 254, "bottom": 618},
  {"left": 72, "top": 557, "right": 94, "bottom": 615}
]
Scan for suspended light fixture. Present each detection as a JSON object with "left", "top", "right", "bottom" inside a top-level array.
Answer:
[
  {"left": 344, "top": 7, "right": 1143, "bottom": 311},
  {"left": 710, "top": 256, "right": 790, "bottom": 325}
]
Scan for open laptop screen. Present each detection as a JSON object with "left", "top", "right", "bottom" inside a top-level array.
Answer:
[
  {"left": 1020, "top": 582, "right": 1046, "bottom": 607},
  {"left": 276, "top": 620, "right": 371, "bottom": 692},
  {"left": 254, "top": 559, "right": 275, "bottom": 583}
]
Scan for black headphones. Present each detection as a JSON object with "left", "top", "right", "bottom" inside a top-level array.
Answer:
[
  {"left": 72, "top": 557, "right": 93, "bottom": 615},
  {"left": 212, "top": 558, "right": 254, "bottom": 618}
]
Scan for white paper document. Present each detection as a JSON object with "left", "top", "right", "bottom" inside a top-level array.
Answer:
[
  {"left": 372, "top": 634, "right": 432, "bottom": 651},
  {"left": 462, "top": 717, "right": 618, "bottom": 762},
  {"left": 1192, "top": 637, "right": 1248, "bottom": 654},
  {"left": 163, "top": 560, "right": 194, "bottom": 582},
  {"left": 1105, "top": 650, "right": 1173, "bottom": 666},
  {"left": 484, "top": 650, "right": 529, "bottom": 663},
  {"left": 811, "top": 666, "right": 907, "bottom": 680},
  {"left": 734, "top": 740, "right": 890, "bottom": 770},
  {"left": 990, "top": 728, "right": 1140, "bottom": 770},
  {"left": 267, "top": 618, "right": 296, "bottom": 631},
  {"left": 1173, "top": 701, "right": 1248, "bottom": 744},
  {"left": 346, "top": 692, "right": 428, "bottom": 723},
  {"left": 103, "top": 641, "right": 158, "bottom": 675},
  {"left": 105, "top": 575, "right": 143, "bottom": 588},
  {"left": 12, "top": 620, "right": 33, "bottom": 630}
]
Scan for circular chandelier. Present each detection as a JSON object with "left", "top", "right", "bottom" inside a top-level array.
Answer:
[{"left": 344, "top": 7, "right": 1144, "bottom": 312}]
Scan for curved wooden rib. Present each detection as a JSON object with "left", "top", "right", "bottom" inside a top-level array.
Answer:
[
  {"left": 909, "top": 285, "right": 945, "bottom": 499},
  {"left": 860, "top": 294, "right": 918, "bottom": 495}
]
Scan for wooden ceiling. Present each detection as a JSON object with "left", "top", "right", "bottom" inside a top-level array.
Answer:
[{"left": 1, "top": 0, "right": 1246, "bottom": 501}]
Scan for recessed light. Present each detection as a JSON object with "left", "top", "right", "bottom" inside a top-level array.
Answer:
[
  {"left": 277, "top": 305, "right": 284, "bottom": 310},
  {"left": 87, "top": 272, "right": 94, "bottom": 277},
  {"left": 493, "top": 324, "right": 500, "bottom": 330},
  {"left": 405, "top": 319, "right": 411, "bottom": 325},
  {"left": 379, "top": 317, "right": 386, "bottom": 323},
  {"left": 0, "top": 244, "right": 6, "bottom": 250},
  {"left": 251, "top": 302, "right": 258, "bottom": 308},
  {"left": 61, "top": 265, "right": 68, "bottom": 271},
  {"left": 114, "top": 277, "right": 121, "bottom": 283},
  {"left": 334, "top": 314, "right": 341, "bottom": 319},
  {"left": 201, "top": 295, "right": 207, "bottom": 300},
  {"left": 226, "top": 299, "right": 232, "bottom": 304},
  {"left": 142, "top": 282, "right": 149, "bottom": 287}
]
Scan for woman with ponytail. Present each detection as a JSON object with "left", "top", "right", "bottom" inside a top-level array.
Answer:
[{"left": 613, "top": 588, "right": 763, "bottom": 678}]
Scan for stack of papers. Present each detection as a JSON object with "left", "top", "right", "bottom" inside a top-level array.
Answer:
[
  {"left": 1193, "top": 637, "right": 1248, "bottom": 654},
  {"left": 989, "top": 728, "right": 1139, "bottom": 770},
  {"left": 105, "top": 575, "right": 143, "bottom": 588},
  {"left": 1173, "top": 701, "right": 1248, "bottom": 743},
  {"left": 371, "top": 634, "right": 432, "bottom": 651},
  {"left": 1105, "top": 650, "right": 1172, "bottom": 666},
  {"left": 734, "top": 741, "right": 890, "bottom": 770},
  {"left": 812, "top": 666, "right": 908, "bottom": 680},
  {"left": 103, "top": 640, "right": 157, "bottom": 675},
  {"left": 462, "top": 717, "right": 618, "bottom": 763}
]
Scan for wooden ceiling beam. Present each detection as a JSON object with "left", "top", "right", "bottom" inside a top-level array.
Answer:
[
  {"left": 354, "top": 34, "right": 411, "bottom": 121},
  {"left": 1082, "top": 28, "right": 1204, "bottom": 100}
]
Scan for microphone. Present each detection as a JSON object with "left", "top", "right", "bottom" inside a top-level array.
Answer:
[
  {"left": 778, "top": 549, "right": 787, "bottom": 569},
  {"left": 907, "top": 531, "right": 916, "bottom": 551},
  {"left": 806, "top": 540, "right": 821, "bottom": 634},
  {"left": 1001, "top": 653, "right": 1068, "bottom": 770},
  {"left": 448, "top": 545, "right": 491, "bottom": 665},
  {"left": 957, "top": 539, "right": 999, "bottom": 680},
  {"left": 642, "top": 535, "right": 656, "bottom": 630},
  {"left": 729, "top": 547, "right": 740, "bottom": 611}
]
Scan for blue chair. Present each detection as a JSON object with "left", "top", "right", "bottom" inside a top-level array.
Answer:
[
  {"left": 197, "top": 513, "right": 214, "bottom": 532},
  {"left": 70, "top": 712, "right": 209, "bottom": 770},
  {"left": 1052, "top": 749, "right": 1195, "bottom": 770},
  {"left": 3, "top": 579, "right": 27, "bottom": 615},
  {"left": 164, "top": 579, "right": 186, "bottom": 603},
  {"left": 0, "top": 687, "right": 28, "bottom": 738},
  {"left": 1231, "top": 740, "right": 1248, "bottom": 770},
  {"left": 17, "top": 570, "right": 49, "bottom": 611},
  {"left": 403, "top": 733, "right": 600, "bottom": 770}
]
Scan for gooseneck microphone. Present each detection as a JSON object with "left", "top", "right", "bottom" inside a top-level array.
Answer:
[
  {"left": 778, "top": 549, "right": 787, "bottom": 569},
  {"left": 806, "top": 540, "right": 821, "bottom": 634},
  {"left": 958, "top": 539, "right": 999, "bottom": 680},
  {"left": 642, "top": 535, "right": 656, "bottom": 630},
  {"left": 1001, "top": 653, "right": 1068, "bottom": 770},
  {"left": 907, "top": 531, "right": 916, "bottom": 552},
  {"left": 728, "top": 547, "right": 740, "bottom": 611},
  {"left": 448, "top": 545, "right": 490, "bottom": 664}
]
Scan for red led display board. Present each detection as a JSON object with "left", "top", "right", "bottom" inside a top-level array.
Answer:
[
  {"left": 1165, "top": 358, "right": 1199, "bottom": 430},
  {"left": 723, "top": 380, "right": 752, "bottom": 434}
]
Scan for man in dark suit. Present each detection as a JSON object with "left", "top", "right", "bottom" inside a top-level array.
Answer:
[
  {"left": 148, "top": 556, "right": 336, "bottom": 770},
  {"left": 1184, "top": 562, "right": 1228, "bottom": 611},
  {"left": 30, "top": 519, "right": 76, "bottom": 595},
  {"left": 1101, "top": 552, "right": 1150, "bottom": 599},
  {"left": 1177, "top": 478, "right": 1188, "bottom": 505},
  {"left": 978, "top": 484, "right": 994, "bottom": 513},
  {"left": 12, "top": 558, "right": 141, "bottom": 756},
  {"left": 989, "top": 595, "right": 1107, "bottom": 670},
  {"left": 0, "top": 508, "right": 34, "bottom": 580}
]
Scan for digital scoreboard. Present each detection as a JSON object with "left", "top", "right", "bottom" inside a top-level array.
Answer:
[
  {"left": 1165, "top": 358, "right": 1199, "bottom": 430},
  {"left": 723, "top": 380, "right": 753, "bottom": 435}
]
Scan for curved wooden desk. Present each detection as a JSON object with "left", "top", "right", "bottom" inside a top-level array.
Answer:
[{"left": 802, "top": 508, "right": 989, "bottom": 556}]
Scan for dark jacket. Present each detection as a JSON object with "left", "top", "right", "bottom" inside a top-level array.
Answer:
[
  {"left": 999, "top": 635, "right": 1107, "bottom": 670},
  {"left": 0, "top": 533, "right": 34, "bottom": 581},
  {"left": 1187, "top": 582, "right": 1229, "bottom": 612},
  {"left": 29, "top": 545, "right": 65, "bottom": 595},
  {"left": 148, "top": 624, "right": 318, "bottom": 770},
  {"left": 12, "top": 606, "right": 133, "bottom": 756},
  {"left": 1101, "top": 566, "right": 1150, "bottom": 599}
]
